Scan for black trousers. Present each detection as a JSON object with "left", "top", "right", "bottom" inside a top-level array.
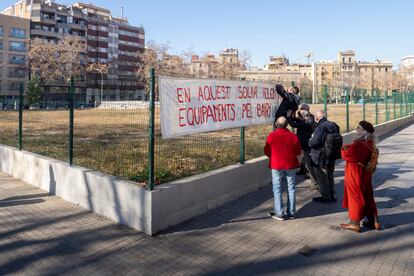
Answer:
[{"left": 315, "top": 162, "right": 336, "bottom": 199}]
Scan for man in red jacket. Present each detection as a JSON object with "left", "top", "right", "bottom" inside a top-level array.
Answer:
[{"left": 264, "top": 116, "right": 302, "bottom": 220}]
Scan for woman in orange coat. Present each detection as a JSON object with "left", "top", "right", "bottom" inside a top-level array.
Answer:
[{"left": 340, "top": 121, "right": 380, "bottom": 232}]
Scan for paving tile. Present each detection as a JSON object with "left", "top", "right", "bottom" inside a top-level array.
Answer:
[{"left": 1, "top": 124, "right": 414, "bottom": 275}]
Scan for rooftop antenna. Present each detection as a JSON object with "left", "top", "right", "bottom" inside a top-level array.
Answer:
[
  {"left": 305, "top": 51, "right": 314, "bottom": 64},
  {"left": 121, "top": 6, "right": 124, "bottom": 18}
]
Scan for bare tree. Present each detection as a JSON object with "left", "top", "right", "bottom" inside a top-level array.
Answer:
[
  {"left": 86, "top": 62, "right": 108, "bottom": 78},
  {"left": 136, "top": 41, "right": 170, "bottom": 99},
  {"left": 136, "top": 41, "right": 193, "bottom": 99},
  {"left": 393, "top": 69, "right": 411, "bottom": 92},
  {"left": 238, "top": 49, "right": 251, "bottom": 71},
  {"left": 28, "top": 36, "right": 86, "bottom": 84}
]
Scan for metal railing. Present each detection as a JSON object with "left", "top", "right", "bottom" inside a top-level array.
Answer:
[{"left": 1, "top": 76, "right": 413, "bottom": 190}]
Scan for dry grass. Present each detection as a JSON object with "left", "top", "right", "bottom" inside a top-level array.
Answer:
[{"left": 0, "top": 103, "right": 406, "bottom": 184}]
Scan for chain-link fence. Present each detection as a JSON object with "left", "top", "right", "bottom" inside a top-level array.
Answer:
[{"left": 0, "top": 77, "right": 413, "bottom": 189}]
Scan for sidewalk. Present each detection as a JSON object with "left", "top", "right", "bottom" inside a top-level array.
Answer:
[{"left": 1, "top": 125, "right": 414, "bottom": 275}]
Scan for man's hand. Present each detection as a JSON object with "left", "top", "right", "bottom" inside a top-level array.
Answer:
[
  {"left": 276, "top": 84, "right": 284, "bottom": 93},
  {"left": 286, "top": 110, "right": 293, "bottom": 118}
]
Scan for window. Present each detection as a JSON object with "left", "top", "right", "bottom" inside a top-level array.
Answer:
[
  {"left": 0, "top": 40, "right": 2, "bottom": 50},
  {"left": 9, "top": 68, "right": 26, "bottom": 78},
  {"left": 9, "top": 82, "right": 20, "bottom": 91},
  {"left": 349, "top": 57, "right": 352, "bottom": 63},
  {"left": 0, "top": 26, "right": 3, "bottom": 36},
  {"left": 10, "top": 41, "right": 26, "bottom": 52},
  {"left": 10, "top": 55, "right": 25, "bottom": 64},
  {"left": 10, "top": 28, "right": 26, "bottom": 39}
]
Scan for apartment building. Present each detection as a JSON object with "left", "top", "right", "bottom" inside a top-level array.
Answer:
[
  {"left": 400, "top": 56, "right": 414, "bottom": 88},
  {"left": 316, "top": 51, "right": 393, "bottom": 92},
  {"left": 73, "top": 2, "right": 145, "bottom": 101},
  {"left": 0, "top": 13, "right": 30, "bottom": 107},
  {"left": 239, "top": 55, "right": 313, "bottom": 86},
  {"left": 2, "top": 0, "right": 146, "bottom": 103},
  {"left": 189, "top": 48, "right": 241, "bottom": 78}
]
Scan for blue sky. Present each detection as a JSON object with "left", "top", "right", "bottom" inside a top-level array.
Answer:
[{"left": 1, "top": 0, "right": 413, "bottom": 68}]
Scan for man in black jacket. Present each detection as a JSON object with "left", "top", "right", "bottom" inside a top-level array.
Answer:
[
  {"left": 274, "top": 84, "right": 301, "bottom": 124},
  {"left": 288, "top": 107, "right": 318, "bottom": 190},
  {"left": 309, "top": 110, "right": 340, "bottom": 203}
]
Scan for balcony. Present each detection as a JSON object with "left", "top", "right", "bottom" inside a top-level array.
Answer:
[
  {"left": 71, "top": 23, "right": 86, "bottom": 31},
  {"left": 41, "top": 4, "right": 58, "bottom": 14},
  {"left": 31, "top": 29, "right": 61, "bottom": 38},
  {"left": 40, "top": 17, "right": 56, "bottom": 25}
]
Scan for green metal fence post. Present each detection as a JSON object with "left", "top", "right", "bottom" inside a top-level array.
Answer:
[
  {"left": 345, "top": 87, "right": 349, "bottom": 132},
  {"left": 18, "top": 82, "right": 24, "bottom": 151},
  {"left": 403, "top": 92, "right": 406, "bottom": 116},
  {"left": 385, "top": 90, "right": 389, "bottom": 122},
  {"left": 147, "top": 68, "right": 155, "bottom": 190},
  {"left": 240, "top": 126, "right": 245, "bottom": 164},
  {"left": 68, "top": 77, "right": 74, "bottom": 165},
  {"left": 393, "top": 91, "right": 396, "bottom": 120},
  {"left": 399, "top": 92, "right": 403, "bottom": 118},
  {"left": 323, "top": 85, "right": 328, "bottom": 118},
  {"left": 404, "top": 92, "right": 408, "bottom": 116},
  {"left": 362, "top": 89, "right": 366, "bottom": 121},
  {"left": 375, "top": 89, "right": 378, "bottom": 125}
]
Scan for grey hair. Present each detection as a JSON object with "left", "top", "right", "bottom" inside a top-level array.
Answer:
[
  {"left": 299, "top": 110, "right": 310, "bottom": 118},
  {"left": 354, "top": 129, "right": 378, "bottom": 143}
]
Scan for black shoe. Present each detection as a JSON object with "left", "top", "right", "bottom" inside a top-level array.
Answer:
[
  {"left": 312, "top": 196, "right": 332, "bottom": 203},
  {"left": 268, "top": 211, "right": 287, "bottom": 221},
  {"left": 287, "top": 214, "right": 295, "bottom": 220}
]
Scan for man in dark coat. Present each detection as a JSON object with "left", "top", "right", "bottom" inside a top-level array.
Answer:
[
  {"left": 288, "top": 107, "right": 318, "bottom": 190},
  {"left": 309, "top": 110, "right": 340, "bottom": 203},
  {"left": 274, "top": 85, "right": 301, "bottom": 124}
]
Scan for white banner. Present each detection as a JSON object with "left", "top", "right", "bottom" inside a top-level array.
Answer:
[{"left": 159, "top": 76, "right": 280, "bottom": 139}]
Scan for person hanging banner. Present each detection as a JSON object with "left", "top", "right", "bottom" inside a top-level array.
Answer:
[{"left": 159, "top": 76, "right": 280, "bottom": 139}]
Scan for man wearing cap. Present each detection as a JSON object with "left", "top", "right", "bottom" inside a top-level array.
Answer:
[{"left": 340, "top": 121, "right": 380, "bottom": 232}]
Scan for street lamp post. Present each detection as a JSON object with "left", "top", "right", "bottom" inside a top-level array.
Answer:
[
  {"left": 100, "top": 70, "right": 103, "bottom": 102},
  {"left": 97, "top": 69, "right": 103, "bottom": 103},
  {"left": 92, "top": 68, "right": 104, "bottom": 103}
]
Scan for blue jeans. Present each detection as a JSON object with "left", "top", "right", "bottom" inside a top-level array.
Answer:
[{"left": 272, "top": 169, "right": 297, "bottom": 216}]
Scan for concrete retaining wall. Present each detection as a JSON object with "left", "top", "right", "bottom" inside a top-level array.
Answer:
[
  {"left": 0, "top": 115, "right": 412, "bottom": 235},
  {"left": 0, "top": 148, "right": 153, "bottom": 234}
]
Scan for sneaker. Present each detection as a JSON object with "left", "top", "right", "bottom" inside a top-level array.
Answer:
[
  {"left": 312, "top": 196, "right": 332, "bottom": 203},
  {"left": 268, "top": 211, "right": 286, "bottom": 221},
  {"left": 310, "top": 185, "right": 319, "bottom": 191},
  {"left": 287, "top": 214, "right": 295, "bottom": 220},
  {"left": 296, "top": 170, "right": 306, "bottom": 175}
]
